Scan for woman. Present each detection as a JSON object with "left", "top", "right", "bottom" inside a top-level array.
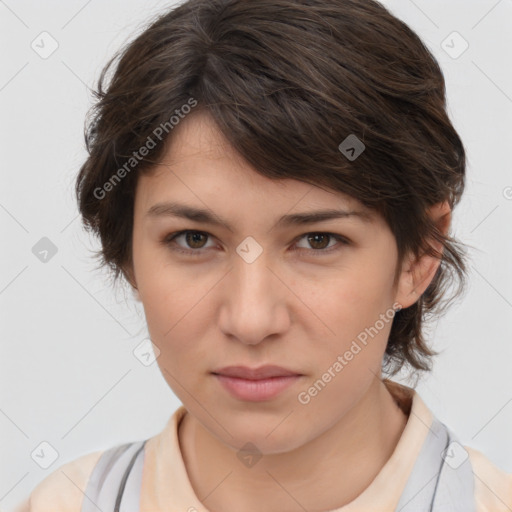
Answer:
[{"left": 14, "top": 0, "right": 512, "bottom": 510}]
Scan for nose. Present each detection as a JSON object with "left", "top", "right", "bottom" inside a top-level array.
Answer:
[{"left": 218, "top": 252, "right": 291, "bottom": 346}]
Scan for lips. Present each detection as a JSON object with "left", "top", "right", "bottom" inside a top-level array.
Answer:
[{"left": 212, "top": 365, "right": 302, "bottom": 380}]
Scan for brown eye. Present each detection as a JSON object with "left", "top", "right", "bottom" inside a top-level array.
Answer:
[
  {"left": 306, "top": 233, "right": 330, "bottom": 250},
  {"left": 163, "top": 230, "right": 215, "bottom": 255},
  {"left": 163, "top": 230, "right": 348, "bottom": 258},
  {"left": 184, "top": 231, "right": 208, "bottom": 249},
  {"left": 294, "top": 232, "right": 349, "bottom": 255}
]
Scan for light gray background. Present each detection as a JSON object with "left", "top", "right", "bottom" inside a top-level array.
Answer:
[{"left": 1, "top": 0, "right": 511, "bottom": 509}]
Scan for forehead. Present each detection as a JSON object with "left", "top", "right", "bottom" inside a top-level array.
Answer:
[{"left": 136, "top": 110, "right": 376, "bottom": 221}]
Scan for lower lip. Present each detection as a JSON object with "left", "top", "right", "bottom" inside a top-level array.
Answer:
[{"left": 213, "top": 374, "right": 302, "bottom": 401}]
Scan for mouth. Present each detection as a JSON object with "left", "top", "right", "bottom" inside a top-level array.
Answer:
[
  {"left": 212, "top": 364, "right": 302, "bottom": 380},
  {"left": 211, "top": 365, "right": 303, "bottom": 401}
]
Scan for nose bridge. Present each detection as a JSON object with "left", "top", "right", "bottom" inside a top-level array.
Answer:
[
  {"left": 233, "top": 234, "right": 274, "bottom": 297},
  {"left": 237, "top": 249, "right": 272, "bottom": 297},
  {"left": 219, "top": 244, "right": 288, "bottom": 344}
]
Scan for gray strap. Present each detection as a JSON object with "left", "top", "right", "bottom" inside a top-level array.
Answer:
[
  {"left": 431, "top": 425, "right": 475, "bottom": 512},
  {"left": 117, "top": 441, "right": 146, "bottom": 512},
  {"left": 395, "top": 418, "right": 475, "bottom": 511},
  {"left": 81, "top": 440, "right": 146, "bottom": 512}
]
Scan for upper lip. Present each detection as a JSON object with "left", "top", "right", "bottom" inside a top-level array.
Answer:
[{"left": 212, "top": 365, "right": 302, "bottom": 380}]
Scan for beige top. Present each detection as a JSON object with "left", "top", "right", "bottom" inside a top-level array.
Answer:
[{"left": 12, "top": 381, "right": 512, "bottom": 511}]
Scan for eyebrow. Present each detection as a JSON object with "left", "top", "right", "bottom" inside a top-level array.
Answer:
[{"left": 145, "top": 201, "right": 373, "bottom": 232}]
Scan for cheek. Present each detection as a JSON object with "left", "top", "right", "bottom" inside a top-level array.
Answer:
[
  {"left": 140, "top": 279, "right": 206, "bottom": 389},
  {"left": 294, "top": 271, "right": 396, "bottom": 420},
  {"left": 135, "top": 258, "right": 219, "bottom": 378},
  {"left": 296, "top": 263, "right": 396, "bottom": 364},
  {"left": 135, "top": 254, "right": 195, "bottom": 346},
  {"left": 317, "top": 263, "right": 394, "bottom": 323},
  {"left": 142, "top": 281, "right": 202, "bottom": 346},
  {"left": 135, "top": 238, "right": 189, "bottom": 319}
]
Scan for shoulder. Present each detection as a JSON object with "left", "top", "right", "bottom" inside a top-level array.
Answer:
[
  {"left": 12, "top": 449, "right": 104, "bottom": 512},
  {"left": 466, "top": 445, "right": 512, "bottom": 512}
]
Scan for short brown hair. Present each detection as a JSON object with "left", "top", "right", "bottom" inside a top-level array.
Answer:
[{"left": 75, "top": 0, "right": 470, "bottom": 379}]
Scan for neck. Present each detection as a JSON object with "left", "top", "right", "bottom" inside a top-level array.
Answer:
[{"left": 178, "top": 378, "right": 408, "bottom": 512}]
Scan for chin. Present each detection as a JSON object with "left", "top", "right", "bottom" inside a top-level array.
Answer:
[{"left": 218, "top": 419, "right": 309, "bottom": 456}]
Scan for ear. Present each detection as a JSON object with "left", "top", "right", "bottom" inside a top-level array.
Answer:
[{"left": 394, "top": 201, "right": 451, "bottom": 309}]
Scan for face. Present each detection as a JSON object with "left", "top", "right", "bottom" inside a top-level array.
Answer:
[{"left": 129, "top": 110, "right": 413, "bottom": 455}]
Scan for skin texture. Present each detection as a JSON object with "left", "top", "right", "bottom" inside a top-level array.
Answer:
[{"left": 126, "top": 110, "right": 451, "bottom": 511}]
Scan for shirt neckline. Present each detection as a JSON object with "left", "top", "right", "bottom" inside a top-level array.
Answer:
[{"left": 140, "top": 380, "right": 434, "bottom": 511}]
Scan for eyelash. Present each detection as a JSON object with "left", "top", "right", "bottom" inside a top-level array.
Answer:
[{"left": 162, "top": 230, "right": 350, "bottom": 257}]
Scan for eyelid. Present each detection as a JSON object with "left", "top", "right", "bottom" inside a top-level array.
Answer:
[
  {"left": 163, "top": 230, "right": 217, "bottom": 255},
  {"left": 292, "top": 232, "right": 350, "bottom": 252},
  {"left": 162, "top": 229, "right": 350, "bottom": 256}
]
